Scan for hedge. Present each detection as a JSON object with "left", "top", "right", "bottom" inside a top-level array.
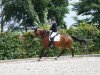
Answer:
[{"left": 0, "top": 23, "right": 100, "bottom": 60}]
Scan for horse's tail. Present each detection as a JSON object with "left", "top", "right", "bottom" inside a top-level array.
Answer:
[{"left": 71, "top": 35, "right": 87, "bottom": 46}]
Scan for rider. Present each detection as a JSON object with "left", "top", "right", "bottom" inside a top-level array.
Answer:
[{"left": 49, "top": 17, "right": 58, "bottom": 47}]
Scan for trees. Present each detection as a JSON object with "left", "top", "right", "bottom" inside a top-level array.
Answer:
[
  {"left": 48, "top": 0, "right": 68, "bottom": 26},
  {"left": 1, "top": 0, "right": 40, "bottom": 32},
  {"left": 73, "top": 0, "right": 100, "bottom": 28},
  {"left": 32, "top": 0, "right": 50, "bottom": 24},
  {"left": 1, "top": 0, "right": 38, "bottom": 31},
  {"left": 0, "top": 0, "right": 4, "bottom": 32},
  {"left": 0, "top": 0, "right": 69, "bottom": 32}
]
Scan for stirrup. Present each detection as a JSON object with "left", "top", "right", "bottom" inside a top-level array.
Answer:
[
  {"left": 48, "top": 42, "right": 54, "bottom": 48},
  {"left": 50, "top": 44, "right": 54, "bottom": 48}
]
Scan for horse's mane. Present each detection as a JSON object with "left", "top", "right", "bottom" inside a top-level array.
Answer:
[
  {"left": 39, "top": 29, "right": 49, "bottom": 36},
  {"left": 42, "top": 29, "right": 49, "bottom": 35}
]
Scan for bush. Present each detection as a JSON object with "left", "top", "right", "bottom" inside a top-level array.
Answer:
[
  {"left": 67, "top": 22, "right": 100, "bottom": 54},
  {"left": 0, "top": 31, "right": 40, "bottom": 60}
]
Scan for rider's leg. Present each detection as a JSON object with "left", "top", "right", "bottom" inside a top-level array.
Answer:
[
  {"left": 50, "top": 37, "right": 54, "bottom": 47},
  {"left": 49, "top": 31, "right": 54, "bottom": 47}
]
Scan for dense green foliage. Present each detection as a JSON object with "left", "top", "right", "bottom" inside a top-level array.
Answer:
[
  {"left": 0, "top": 31, "right": 42, "bottom": 60},
  {"left": 0, "top": 22, "right": 100, "bottom": 60},
  {"left": 69, "top": 22, "right": 100, "bottom": 54}
]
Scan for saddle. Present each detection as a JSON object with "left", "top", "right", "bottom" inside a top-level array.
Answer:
[{"left": 49, "top": 31, "right": 60, "bottom": 47}]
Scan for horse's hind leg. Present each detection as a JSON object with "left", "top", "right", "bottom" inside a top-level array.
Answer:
[{"left": 70, "top": 47, "right": 74, "bottom": 57}]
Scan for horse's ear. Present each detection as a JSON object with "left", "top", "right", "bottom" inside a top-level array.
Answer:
[{"left": 33, "top": 26, "right": 37, "bottom": 32}]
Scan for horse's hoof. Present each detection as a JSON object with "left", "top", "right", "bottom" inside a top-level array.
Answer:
[
  {"left": 37, "top": 59, "right": 41, "bottom": 61},
  {"left": 55, "top": 58, "right": 57, "bottom": 60},
  {"left": 71, "top": 57, "right": 74, "bottom": 59}
]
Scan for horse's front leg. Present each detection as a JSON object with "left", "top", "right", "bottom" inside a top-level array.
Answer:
[{"left": 38, "top": 48, "right": 44, "bottom": 61}]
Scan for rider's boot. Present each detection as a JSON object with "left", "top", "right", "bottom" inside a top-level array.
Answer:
[{"left": 49, "top": 37, "right": 54, "bottom": 47}]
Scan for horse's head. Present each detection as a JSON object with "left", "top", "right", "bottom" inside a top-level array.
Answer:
[
  {"left": 33, "top": 27, "right": 49, "bottom": 38},
  {"left": 33, "top": 27, "right": 39, "bottom": 37},
  {"left": 33, "top": 27, "right": 43, "bottom": 37}
]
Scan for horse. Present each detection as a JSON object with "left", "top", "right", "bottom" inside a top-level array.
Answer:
[{"left": 33, "top": 27, "right": 86, "bottom": 60}]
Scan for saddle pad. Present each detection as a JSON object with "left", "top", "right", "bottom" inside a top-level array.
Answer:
[{"left": 49, "top": 32, "right": 60, "bottom": 41}]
